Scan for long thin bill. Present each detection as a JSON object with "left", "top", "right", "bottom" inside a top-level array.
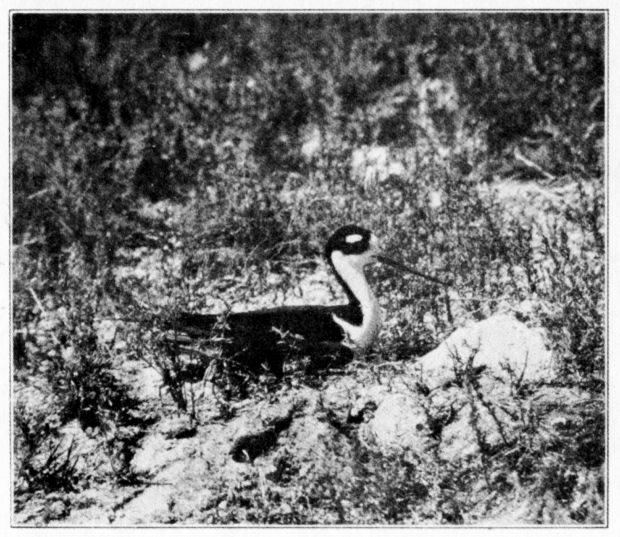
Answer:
[{"left": 376, "top": 255, "right": 453, "bottom": 287}]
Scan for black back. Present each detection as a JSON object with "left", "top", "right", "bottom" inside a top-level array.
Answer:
[{"left": 169, "top": 304, "right": 361, "bottom": 377}]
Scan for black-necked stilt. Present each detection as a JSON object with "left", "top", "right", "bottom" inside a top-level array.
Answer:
[{"left": 166, "top": 225, "right": 450, "bottom": 378}]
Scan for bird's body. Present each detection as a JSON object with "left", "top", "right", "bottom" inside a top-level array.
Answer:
[
  {"left": 172, "top": 303, "right": 362, "bottom": 344},
  {"left": 168, "top": 303, "right": 363, "bottom": 377}
]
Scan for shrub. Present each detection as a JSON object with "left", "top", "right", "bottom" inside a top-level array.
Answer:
[{"left": 14, "top": 394, "right": 80, "bottom": 495}]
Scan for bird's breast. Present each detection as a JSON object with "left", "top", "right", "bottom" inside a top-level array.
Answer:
[{"left": 332, "top": 300, "right": 382, "bottom": 351}]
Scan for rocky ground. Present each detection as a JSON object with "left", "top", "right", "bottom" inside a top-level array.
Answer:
[{"left": 13, "top": 177, "right": 604, "bottom": 526}]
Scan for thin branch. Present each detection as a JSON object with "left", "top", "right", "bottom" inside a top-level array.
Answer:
[{"left": 514, "top": 147, "right": 556, "bottom": 181}]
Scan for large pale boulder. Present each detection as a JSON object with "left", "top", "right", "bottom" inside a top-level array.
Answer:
[
  {"left": 350, "top": 315, "right": 558, "bottom": 460},
  {"left": 417, "top": 314, "right": 554, "bottom": 390}
]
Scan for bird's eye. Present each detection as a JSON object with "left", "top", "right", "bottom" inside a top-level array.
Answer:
[{"left": 345, "top": 234, "right": 363, "bottom": 244}]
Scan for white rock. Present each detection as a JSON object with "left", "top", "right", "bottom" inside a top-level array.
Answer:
[
  {"left": 187, "top": 51, "right": 208, "bottom": 72},
  {"left": 350, "top": 145, "right": 405, "bottom": 190},
  {"left": 96, "top": 319, "right": 119, "bottom": 344},
  {"left": 439, "top": 408, "right": 480, "bottom": 461},
  {"left": 300, "top": 125, "right": 321, "bottom": 161},
  {"left": 417, "top": 314, "right": 554, "bottom": 390},
  {"left": 428, "top": 190, "right": 442, "bottom": 209},
  {"left": 362, "top": 393, "right": 429, "bottom": 455},
  {"left": 114, "top": 485, "right": 176, "bottom": 524}
]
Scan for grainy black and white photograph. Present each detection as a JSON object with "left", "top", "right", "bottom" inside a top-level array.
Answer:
[{"left": 10, "top": 10, "right": 607, "bottom": 527}]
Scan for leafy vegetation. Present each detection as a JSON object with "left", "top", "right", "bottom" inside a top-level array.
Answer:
[{"left": 12, "top": 13, "right": 604, "bottom": 525}]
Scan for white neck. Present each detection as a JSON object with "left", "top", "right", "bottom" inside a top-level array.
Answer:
[{"left": 330, "top": 251, "right": 382, "bottom": 351}]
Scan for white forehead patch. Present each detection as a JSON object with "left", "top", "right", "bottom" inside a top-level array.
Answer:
[{"left": 345, "top": 234, "right": 363, "bottom": 244}]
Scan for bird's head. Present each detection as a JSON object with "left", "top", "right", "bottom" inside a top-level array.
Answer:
[
  {"left": 325, "top": 224, "right": 452, "bottom": 286},
  {"left": 324, "top": 225, "right": 380, "bottom": 272}
]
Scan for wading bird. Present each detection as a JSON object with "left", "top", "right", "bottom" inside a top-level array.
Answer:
[{"left": 166, "top": 225, "right": 449, "bottom": 378}]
